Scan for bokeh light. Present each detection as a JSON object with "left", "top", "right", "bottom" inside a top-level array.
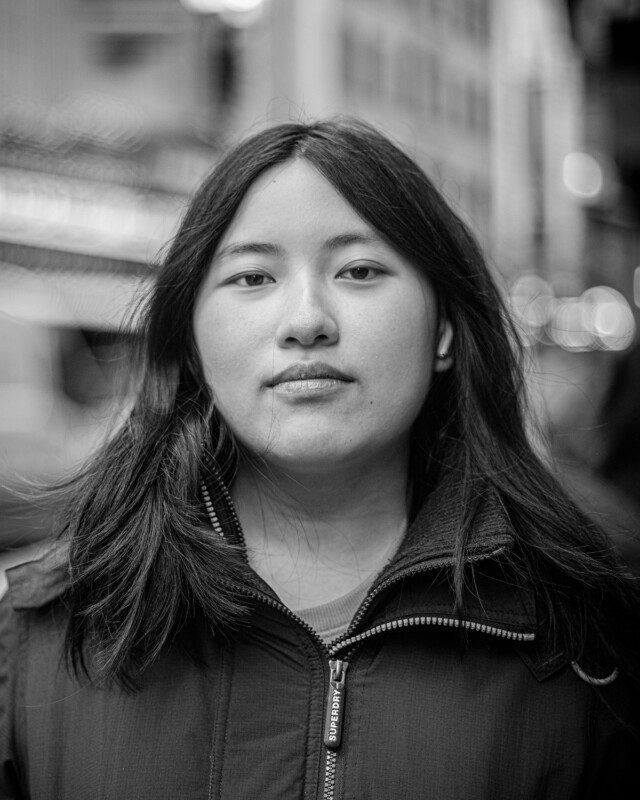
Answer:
[
  {"left": 179, "top": 0, "right": 264, "bottom": 17},
  {"left": 509, "top": 274, "right": 636, "bottom": 351},
  {"left": 562, "top": 151, "right": 604, "bottom": 201}
]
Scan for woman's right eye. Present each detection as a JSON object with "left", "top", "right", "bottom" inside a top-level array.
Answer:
[{"left": 233, "top": 273, "right": 275, "bottom": 287}]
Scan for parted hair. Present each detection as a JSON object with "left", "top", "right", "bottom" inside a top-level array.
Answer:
[{"left": 58, "top": 118, "right": 639, "bottom": 687}]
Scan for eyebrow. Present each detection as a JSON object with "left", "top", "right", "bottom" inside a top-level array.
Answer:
[
  {"left": 215, "top": 242, "right": 283, "bottom": 261},
  {"left": 215, "top": 232, "right": 382, "bottom": 262},
  {"left": 323, "top": 232, "right": 382, "bottom": 250}
]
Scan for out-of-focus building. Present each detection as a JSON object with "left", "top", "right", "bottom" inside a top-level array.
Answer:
[
  {"left": 492, "top": 0, "right": 585, "bottom": 287},
  {"left": 0, "top": 0, "right": 211, "bottom": 543},
  {"left": 0, "top": 0, "right": 598, "bottom": 315},
  {"left": 556, "top": 0, "right": 640, "bottom": 539},
  {"left": 237, "top": 0, "right": 579, "bottom": 272}
]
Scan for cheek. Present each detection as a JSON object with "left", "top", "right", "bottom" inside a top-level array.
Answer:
[
  {"left": 363, "top": 299, "right": 436, "bottom": 417},
  {"left": 370, "top": 300, "right": 435, "bottom": 375},
  {"left": 194, "top": 300, "right": 254, "bottom": 384}
]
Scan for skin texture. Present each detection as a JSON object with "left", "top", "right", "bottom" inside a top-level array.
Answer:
[
  {"left": 194, "top": 158, "right": 445, "bottom": 473},
  {"left": 193, "top": 158, "right": 451, "bottom": 607}
]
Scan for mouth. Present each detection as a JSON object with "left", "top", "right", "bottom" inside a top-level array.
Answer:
[{"left": 268, "top": 362, "right": 354, "bottom": 388}]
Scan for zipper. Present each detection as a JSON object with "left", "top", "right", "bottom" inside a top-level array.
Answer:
[
  {"left": 201, "top": 480, "right": 224, "bottom": 537},
  {"left": 328, "top": 613, "right": 534, "bottom": 658},
  {"left": 322, "top": 659, "right": 347, "bottom": 800},
  {"left": 323, "top": 750, "right": 338, "bottom": 800},
  {"left": 201, "top": 472, "right": 246, "bottom": 551},
  {"left": 201, "top": 489, "right": 535, "bottom": 800},
  {"left": 319, "top": 613, "right": 534, "bottom": 800}
]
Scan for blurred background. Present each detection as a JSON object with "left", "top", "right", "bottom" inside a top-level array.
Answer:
[{"left": 1, "top": 0, "right": 639, "bottom": 580}]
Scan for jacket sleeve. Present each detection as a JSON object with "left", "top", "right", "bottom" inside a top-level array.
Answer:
[{"left": 0, "top": 595, "right": 26, "bottom": 800}]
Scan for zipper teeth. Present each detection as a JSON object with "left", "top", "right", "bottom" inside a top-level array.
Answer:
[
  {"left": 214, "top": 479, "right": 244, "bottom": 542},
  {"left": 328, "top": 614, "right": 534, "bottom": 657},
  {"left": 201, "top": 454, "right": 247, "bottom": 549},
  {"left": 323, "top": 750, "right": 337, "bottom": 800},
  {"left": 200, "top": 481, "right": 224, "bottom": 537}
]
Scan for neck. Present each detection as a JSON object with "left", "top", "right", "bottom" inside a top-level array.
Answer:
[{"left": 230, "top": 450, "right": 411, "bottom": 610}]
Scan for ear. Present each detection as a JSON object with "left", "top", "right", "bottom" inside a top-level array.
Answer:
[{"left": 434, "top": 320, "right": 453, "bottom": 372}]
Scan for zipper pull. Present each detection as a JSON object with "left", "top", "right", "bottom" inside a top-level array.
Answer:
[{"left": 323, "top": 659, "right": 349, "bottom": 749}]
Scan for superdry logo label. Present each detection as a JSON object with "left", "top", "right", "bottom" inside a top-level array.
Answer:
[
  {"left": 324, "top": 685, "right": 345, "bottom": 748},
  {"left": 328, "top": 688, "right": 342, "bottom": 738}
]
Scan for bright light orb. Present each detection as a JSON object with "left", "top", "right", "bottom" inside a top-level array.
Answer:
[
  {"left": 548, "top": 299, "right": 594, "bottom": 351},
  {"left": 562, "top": 152, "right": 604, "bottom": 201},
  {"left": 583, "top": 286, "right": 636, "bottom": 350}
]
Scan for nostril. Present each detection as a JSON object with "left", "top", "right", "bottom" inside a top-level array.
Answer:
[{"left": 285, "top": 331, "right": 332, "bottom": 346}]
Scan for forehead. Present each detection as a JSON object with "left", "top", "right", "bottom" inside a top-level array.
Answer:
[{"left": 216, "top": 159, "right": 376, "bottom": 253}]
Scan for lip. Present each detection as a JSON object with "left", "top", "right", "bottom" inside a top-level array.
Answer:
[{"left": 267, "top": 362, "right": 354, "bottom": 387}]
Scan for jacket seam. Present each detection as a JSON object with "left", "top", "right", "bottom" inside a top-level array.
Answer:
[
  {"left": 582, "top": 684, "right": 599, "bottom": 796},
  {"left": 15, "top": 607, "right": 30, "bottom": 790},
  {"left": 208, "top": 642, "right": 233, "bottom": 800}
]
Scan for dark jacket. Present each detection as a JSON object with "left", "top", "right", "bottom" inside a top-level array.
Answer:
[{"left": 0, "top": 483, "right": 638, "bottom": 799}]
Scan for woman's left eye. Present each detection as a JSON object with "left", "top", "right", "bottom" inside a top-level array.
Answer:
[{"left": 338, "top": 264, "right": 383, "bottom": 281}]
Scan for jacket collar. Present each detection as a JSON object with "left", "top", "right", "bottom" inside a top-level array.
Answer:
[
  {"left": 378, "top": 470, "right": 515, "bottom": 580},
  {"left": 351, "top": 472, "right": 539, "bottom": 639},
  {"left": 353, "top": 473, "right": 569, "bottom": 682},
  {"left": 201, "top": 460, "right": 537, "bottom": 638}
]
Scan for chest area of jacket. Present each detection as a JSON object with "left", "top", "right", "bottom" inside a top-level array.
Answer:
[{"left": 21, "top": 619, "right": 589, "bottom": 800}]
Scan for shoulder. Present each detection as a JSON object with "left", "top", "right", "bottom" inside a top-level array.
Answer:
[
  {"left": 0, "top": 545, "right": 78, "bottom": 798},
  {"left": 0, "top": 542, "right": 70, "bottom": 690},
  {"left": 0, "top": 542, "right": 70, "bottom": 720},
  {"left": 3, "top": 542, "right": 69, "bottom": 611}
]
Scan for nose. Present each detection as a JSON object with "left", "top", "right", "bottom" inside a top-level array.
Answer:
[{"left": 275, "top": 274, "right": 339, "bottom": 348}]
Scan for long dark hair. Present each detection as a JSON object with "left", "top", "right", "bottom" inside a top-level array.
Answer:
[{"left": 59, "top": 118, "right": 639, "bottom": 686}]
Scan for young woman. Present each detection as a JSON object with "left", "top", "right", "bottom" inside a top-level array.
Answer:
[{"left": 1, "top": 119, "right": 638, "bottom": 799}]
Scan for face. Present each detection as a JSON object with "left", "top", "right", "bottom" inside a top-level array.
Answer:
[{"left": 194, "top": 159, "right": 447, "bottom": 475}]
